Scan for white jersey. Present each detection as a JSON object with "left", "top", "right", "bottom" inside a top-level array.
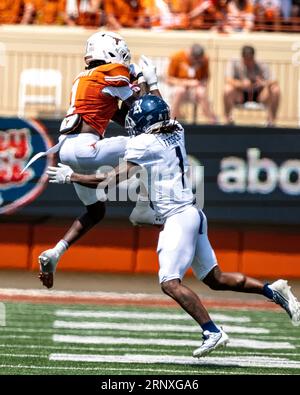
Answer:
[{"left": 124, "top": 122, "right": 194, "bottom": 219}]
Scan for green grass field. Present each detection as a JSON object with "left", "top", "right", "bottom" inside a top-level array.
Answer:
[{"left": 0, "top": 301, "right": 299, "bottom": 375}]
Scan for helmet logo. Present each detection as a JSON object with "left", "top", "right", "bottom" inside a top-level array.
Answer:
[
  {"left": 106, "top": 34, "right": 122, "bottom": 45},
  {"left": 133, "top": 99, "right": 142, "bottom": 114}
]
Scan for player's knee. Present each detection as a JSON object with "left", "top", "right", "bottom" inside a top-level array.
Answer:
[
  {"left": 161, "top": 279, "right": 180, "bottom": 297},
  {"left": 86, "top": 201, "right": 106, "bottom": 224},
  {"left": 231, "top": 273, "right": 246, "bottom": 289}
]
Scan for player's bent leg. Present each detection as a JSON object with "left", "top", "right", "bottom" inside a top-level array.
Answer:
[
  {"left": 39, "top": 201, "right": 106, "bottom": 289},
  {"left": 203, "top": 266, "right": 264, "bottom": 294},
  {"left": 38, "top": 240, "right": 68, "bottom": 289},
  {"left": 161, "top": 279, "right": 211, "bottom": 325},
  {"left": 268, "top": 280, "right": 300, "bottom": 326}
]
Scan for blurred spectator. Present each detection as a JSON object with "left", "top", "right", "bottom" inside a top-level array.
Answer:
[
  {"left": 0, "top": 0, "right": 33, "bottom": 24},
  {"left": 292, "top": 0, "right": 300, "bottom": 17},
  {"left": 227, "top": 0, "right": 255, "bottom": 32},
  {"left": 104, "top": 0, "right": 149, "bottom": 29},
  {"left": 64, "top": 0, "right": 103, "bottom": 27},
  {"left": 281, "top": 0, "right": 292, "bottom": 20},
  {"left": 165, "top": 0, "right": 191, "bottom": 29},
  {"left": 188, "top": 0, "right": 231, "bottom": 31},
  {"left": 167, "top": 44, "right": 218, "bottom": 124},
  {"left": 254, "top": 0, "right": 281, "bottom": 31},
  {"left": 223, "top": 45, "right": 280, "bottom": 125},
  {"left": 32, "top": 0, "right": 66, "bottom": 25}
]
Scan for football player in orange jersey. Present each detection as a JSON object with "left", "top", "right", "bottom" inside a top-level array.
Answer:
[{"left": 38, "top": 31, "right": 161, "bottom": 288}]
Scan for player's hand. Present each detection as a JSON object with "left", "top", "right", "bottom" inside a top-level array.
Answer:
[
  {"left": 129, "top": 63, "right": 142, "bottom": 80},
  {"left": 39, "top": 272, "right": 54, "bottom": 289},
  {"left": 47, "top": 163, "right": 73, "bottom": 184},
  {"left": 139, "top": 55, "right": 158, "bottom": 86}
]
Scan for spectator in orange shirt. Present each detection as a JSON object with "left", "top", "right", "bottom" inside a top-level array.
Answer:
[
  {"left": 188, "top": 0, "right": 231, "bottom": 31},
  {"left": 227, "top": 0, "right": 255, "bottom": 32},
  {"left": 142, "top": 0, "right": 190, "bottom": 29},
  {"left": 167, "top": 44, "right": 218, "bottom": 124},
  {"left": 104, "top": 0, "right": 149, "bottom": 29},
  {"left": 0, "top": 0, "right": 33, "bottom": 24},
  {"left": 64, "top": 0, "right": 103, "bottom": 27},
  {"left": 31, "top": 0, "right": 65, "bottom": 25},
  {"left": 254, "top": 0, "right": 281, "bottom": 31}
]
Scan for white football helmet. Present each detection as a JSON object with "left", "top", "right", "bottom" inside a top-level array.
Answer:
[{"left": 84, "top": 31, "right": 131, "bottom": 68}]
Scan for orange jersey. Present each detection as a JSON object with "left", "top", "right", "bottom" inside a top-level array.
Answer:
[
  {"left": 67, "top": 63, "right": 130, "bottom": 136},
  {"left": 168, "top": 50, "right": 209, "bottom": 81}
]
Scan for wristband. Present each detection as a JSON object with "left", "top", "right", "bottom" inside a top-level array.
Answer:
[
  {"left": 138, "top": 75, "right": 146, "bottom": 84},
  {"left": 149, "top": 83, "right": 158, "bottom": 91}
]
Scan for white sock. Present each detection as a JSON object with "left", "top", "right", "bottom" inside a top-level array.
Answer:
[{"left": 53, "top": 239, "right": 69, "bottom": 258}]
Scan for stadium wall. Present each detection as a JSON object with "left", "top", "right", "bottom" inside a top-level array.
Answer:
[
  {"left": 1, "top": 221, "right": 300, "bottom": 279},
  {"left": 1, "top": 25, "right": 300, "bottom": 126}
]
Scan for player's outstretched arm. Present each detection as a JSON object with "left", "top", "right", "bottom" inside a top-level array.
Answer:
[{"left": 47, "top": 162, "right": 138, "bottom": 188}]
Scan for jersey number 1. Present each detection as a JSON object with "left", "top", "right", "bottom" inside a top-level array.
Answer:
[{"left": 175, "top": 146, "right": 185, "bottom": 188}]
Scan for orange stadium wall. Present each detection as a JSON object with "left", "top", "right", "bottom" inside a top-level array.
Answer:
[{"left": 1, "top": 223, "right": 300, "bottom": 279}]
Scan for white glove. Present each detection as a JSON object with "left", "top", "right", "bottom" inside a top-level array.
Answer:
[
  {"left": 139, "top": 55, "right": 158, "bottom": 87},
  {"left": 46, "top": 163, "right": 73, "bottom": 184},
  {"left": 129, "top": 199, "right": 165, "bottom": 226},
  {"left": 129, "top": 62, "right": 143, "bottom": 79}
]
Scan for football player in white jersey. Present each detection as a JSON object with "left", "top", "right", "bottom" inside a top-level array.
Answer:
[{"left": 47, "top": 95, "right": 300, "bottom": 357}]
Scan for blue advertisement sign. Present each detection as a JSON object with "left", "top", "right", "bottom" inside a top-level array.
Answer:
[{"left": 0, "top": 118, "right": 52, "bottom": 214}]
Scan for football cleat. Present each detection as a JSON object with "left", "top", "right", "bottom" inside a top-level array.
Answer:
[
  {"left": 269, "top": 279, "right": 300, "bottom": 326},
  {"left": 38, "top": 249, "right": 59, "bottom": 289},
  {"left": 39, "top": 249, "right": 59, "bottom": 272},
  {"left": 193, "top": 328, "right": 229, "bottom": 358}
]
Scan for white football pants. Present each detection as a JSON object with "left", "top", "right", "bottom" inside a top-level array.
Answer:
[
  {"left": 158, "top": 206, "right": 218, "bottom": 283},
  {"left": 59, "top": 133, "right": 129, "bottom": 205}
]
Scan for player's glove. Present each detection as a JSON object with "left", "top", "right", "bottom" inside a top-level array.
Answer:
[
  {"left": 139, "top": 55, "right": 158, "bottom": 88},
  {"left": 46, "top": 163, "right": 73, "bottom": 184},
  {"left": 129, "top": 62, "right": 145, "bottom": 84}
]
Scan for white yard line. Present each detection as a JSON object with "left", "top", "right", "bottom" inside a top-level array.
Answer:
[
  {"left": 0, "top": 288, "right": 168, "bottom": 301},
  {"left": 53, "top": 320, "right": 268, "bottom": 334},
  {"left": 49, "top": 353, "right": 300, "bottom": 369},
  {"left": 55, "top": 309, "right": 251, "bottom": 323},
  {"left": 52, "top": 334, "right": 295, "bottom": 350},
  {"left": 0, "top": 344, "right": 298, "bottom": 357},
  {"left": 0, "top": 288, "right": 274, "bottom": 309}
]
